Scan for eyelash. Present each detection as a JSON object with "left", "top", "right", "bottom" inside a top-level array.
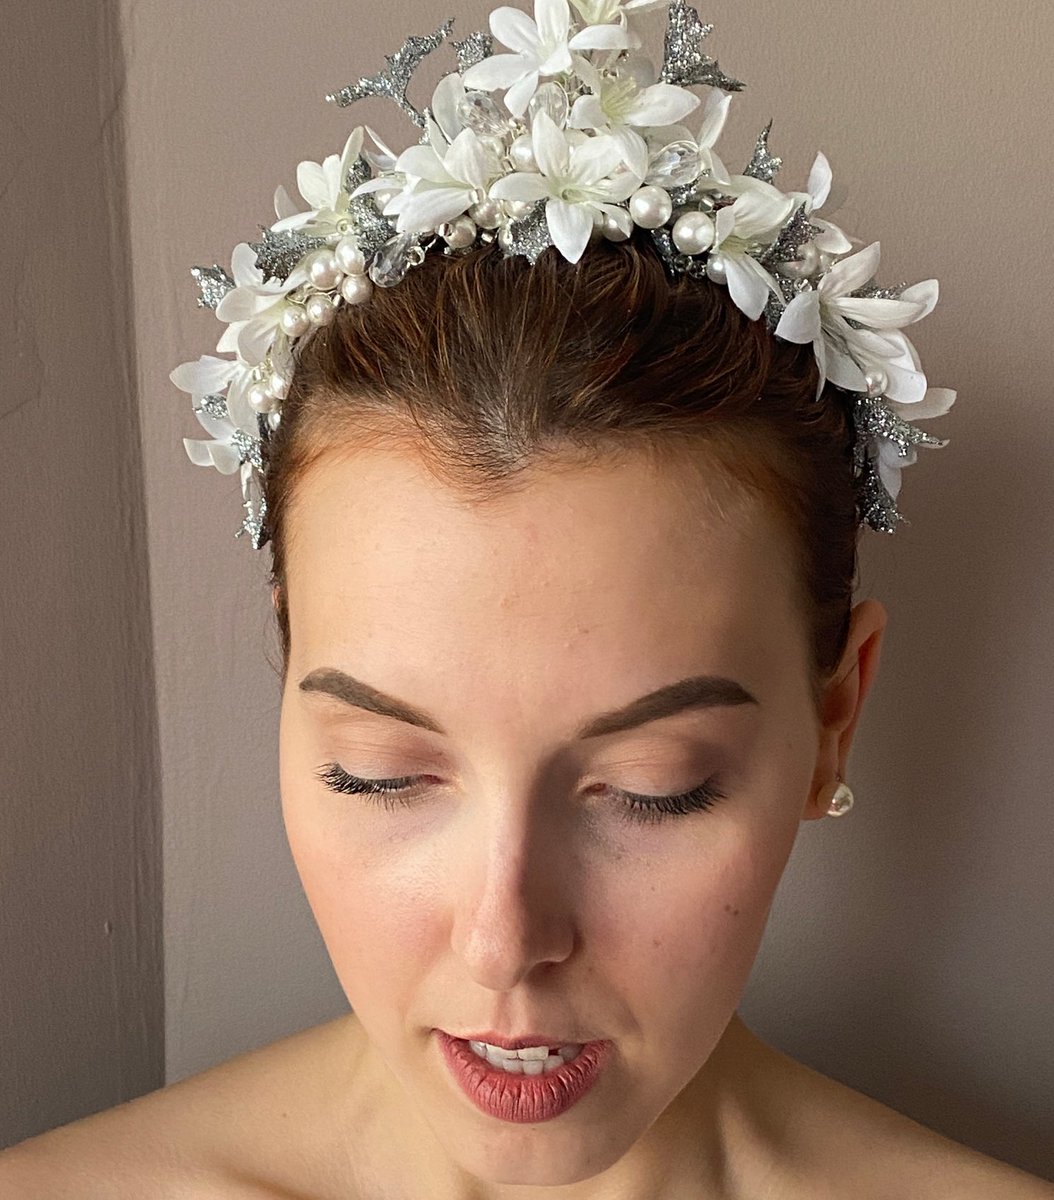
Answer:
[{"left": 313, "top": 763, "right": 727, "bottom": 826}]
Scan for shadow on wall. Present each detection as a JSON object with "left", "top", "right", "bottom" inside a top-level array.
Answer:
[{"left": 0, "top": 0, "right": 164, "bottom": 1150}]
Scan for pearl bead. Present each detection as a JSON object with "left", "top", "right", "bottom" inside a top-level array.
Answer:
[
  {"left": 266, "top": 372, "right": 289, "bottom": 401},
  {"left": 672, "top": 211, "right": 715, "bottom": 256},
  {"left": 335, "top": 236, "right": 366, "bottom": 275},
  {"left": 248, "top": 383, "right": 277, "bottom": 414},
  {"left": 818, "top": 251, "right": 834, "bottom": 272},
  {"left": 628, "top": 186, "right": 673, "bottom": 230},
  {"left": 307, "top": 250, "right": 343, "bottom": 291},
  {"left": 305, "top": 292, "right": 337, "bottom": 326},
  {"left": 371, "top": 187, "right": 398, "bottom": 211},
  {"left": 826, "top": 782, "right": 855, "bottom": 817},
  {"left": 864, "top": 369, "right": 888, "bottom": 397},
  {"left": 508, "top": 134, "right": 538, "bottom": 172},
  {"left": 280, "top": 306, "right": 311, "bottom": 338},
  {"left": 705, "top": 253, "right": 728, "bottom": 284},
  {"left": 267, "top": 411, "right": 282, "bottom": 431},
  {"left": 439, "top": 215, "right": 478, "bottom": 249},
  {"left": 340, "top": 272, "right": 373, "bottom": 305},
  {"left": 468, "top": 199, "right": 501, "bottom": 229},
  {"left": 602, "top": 210, "right": 632, "bottom": 242},
  {"left": 503, "top": 199, "right": 534, "bottom": 220},
  {"left": 796, "top": 243, "right": 821, "bottom": 276}
]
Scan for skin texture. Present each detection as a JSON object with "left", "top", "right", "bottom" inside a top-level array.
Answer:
[{"left": 276, "top": 436, "right": 886, "bottom": 1198}]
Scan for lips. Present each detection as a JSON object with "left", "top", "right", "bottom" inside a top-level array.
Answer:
[{"left": 451, "top": 1030, "right": 589, "bottom": 1051}]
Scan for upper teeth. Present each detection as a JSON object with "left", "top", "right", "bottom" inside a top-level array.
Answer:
[{"left": 468, "top": 1040, "right": 583, "bottom": 1075}]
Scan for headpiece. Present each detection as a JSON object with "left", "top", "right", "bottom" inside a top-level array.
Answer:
[{"left": 170, "top": 0, "right": 956, "bottom": 551}]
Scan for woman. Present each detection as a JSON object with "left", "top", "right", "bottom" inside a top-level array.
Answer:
[{"left": 3, "top": 2, "right": 1051, "bottom": 1195}]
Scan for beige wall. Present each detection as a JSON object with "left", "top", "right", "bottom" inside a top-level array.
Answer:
[{"left": 5, "top": 0, "right": 1052, "bottom": 1178}]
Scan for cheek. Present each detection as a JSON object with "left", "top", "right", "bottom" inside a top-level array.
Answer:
[{"left": 597, "top": 822, "right": 792, "bottom": 1039}]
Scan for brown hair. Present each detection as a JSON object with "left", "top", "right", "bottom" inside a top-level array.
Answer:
[{"left": 263, "top": 229, "right": 859, "bottom": 709}]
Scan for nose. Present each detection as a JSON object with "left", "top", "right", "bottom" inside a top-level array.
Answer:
[{"left": 450, "top": 801, "right": 577, "bottom": 991}]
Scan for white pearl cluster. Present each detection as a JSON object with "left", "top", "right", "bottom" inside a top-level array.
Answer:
[{"left": 248, "top": 234, "right": 375, "bottom": 417}]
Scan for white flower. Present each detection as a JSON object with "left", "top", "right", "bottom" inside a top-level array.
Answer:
[
  {"left": 270, "top": 128, "right": 365, "bottom": 239},
  {"left": 567, "top": 51, "right": 700, "bottom": 131},
  {"left": 489, "top": 110, "right": 642, "bottom": 262},
  {"left": 708, "top": 182, "right": 798, "bottom": 320},
  {"left": 385, "top": 127, "right": 505, "bottom": 233},
  {"left": 462, "top": 0, "right": 636, "bottom": 117},
  {"left": 213, "top": 242, "right": 307, "bottom": 368},
  {"left": 571, "top": 0, "right": 667, "bottom": 20},
  {"left": 170, "top": 354, "right": 257, "bottom": 439},
  {"left": 774, "top": 241, "right": 937, "bottom": 401}
]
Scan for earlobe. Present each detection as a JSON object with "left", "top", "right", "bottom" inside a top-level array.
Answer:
[{"left": 803, "top": 598, "right": 887, "bottom": 820}]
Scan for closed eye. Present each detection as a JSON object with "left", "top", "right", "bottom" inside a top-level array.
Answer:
[{"left": 313, "top": 763, "right": 727, "bottom": 827}]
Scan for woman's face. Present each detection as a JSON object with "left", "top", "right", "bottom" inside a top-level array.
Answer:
[{"left": 278, "top": 440, "right": 863, "bottom": 1188}]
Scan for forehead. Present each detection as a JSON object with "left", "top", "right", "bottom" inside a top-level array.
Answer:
[{"left": 282, "top": 442, "right": 807, "bottom": 692}]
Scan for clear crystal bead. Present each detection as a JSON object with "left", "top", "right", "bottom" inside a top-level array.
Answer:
[
  {"left": 645, "top": 140, "right": 702, "bottom": 188},
  {"left": 457, "top": 91, "right": 508, "bottom": 136},
  {"left": 368, "top": 232, "right": 417, "bottom": 288},
  {"left": 528, "top": 82, "right": 569, "bottom": 128}
]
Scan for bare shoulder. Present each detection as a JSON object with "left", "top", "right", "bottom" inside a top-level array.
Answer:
[
  {"left": 0, "top": 1015, "right": 363, "bottom": 1200},
  {"left": 771, "top": 1046, "right": 1054, "bottom": 1200}
]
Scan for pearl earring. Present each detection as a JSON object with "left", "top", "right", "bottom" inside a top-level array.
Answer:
[{"left": 825, "top": 777, "right": 855, "bottom": 817}]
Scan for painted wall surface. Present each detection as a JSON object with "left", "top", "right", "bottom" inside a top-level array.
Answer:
[
  {"left": 0, "top": 1, "right": 163, "bottom": 1149},
  {"left": 7, "top": 0, "right": 1051, "bottom": 1179}
]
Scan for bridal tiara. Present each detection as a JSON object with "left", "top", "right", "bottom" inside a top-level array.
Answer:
[{"left": 170, "top": 0, "right": 956, "bottom": 551}]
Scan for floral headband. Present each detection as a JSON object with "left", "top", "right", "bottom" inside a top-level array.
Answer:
[{"left": 170, "top": 0, "right": 956, "bottom": 551}]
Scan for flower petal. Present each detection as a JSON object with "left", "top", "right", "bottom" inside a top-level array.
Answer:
[
  {"left": 568, "top": 133, "right": 624, "bottom": 185},
  {"left": 893, "top": 386, "right": 956, "bottom": 420},
  {"left": 490, "top": 172, "right": 553, "bottom": 201},
  {"left": 569, "top": 22, "right": 634, "bottom": 50},
  {"left": 624, "top": 83, "right": 700, "bottom": 127},
  {"left": 532, "top": 110, "right": 571, "bottom": 179},
  {"left": 296, "top": 160, "right": 332, "bottom": 210},
  {"left": 170, "top": 354, "right": 238, "bottom": 396},
  {"left": 806, "top": 151, "right": 831, "bottom": 210},
  {"left": 490, "top": 5, "right": 544, "bottom": 56},
  {"left": 696, "top": 89, "right": 731, "bottom": 149},
  {"left": 568, "top": 94, "right": 607, "bottom": 129},
  {"left": 774, "top": 291, "right": 821, "bottom": 344},
  {"left": 546, "top": 197, "right": 594, "bottom": 262},
  {"left": 821, "top": 240, "right": 880, "bottom": 299},
  {"left": 832, "top": 295, "right": 929, "bottom": 330},
  {"left": 724, "top": 253, "right": 778, "bottom": 321},
  {"left": 462, "top": 52, "right": 530, "bottom": 91},
  {"left": 395, "top": 186, "right": 475, "bottom": 232},
  {"left": 505, "top": 70, "right": 542, "bottom": 117},
  {"left": 896, "top": 278, "right": 939, "bottom": 320},
  {"left": 431, "top": 72, "right": 465, "bottom": 145}
]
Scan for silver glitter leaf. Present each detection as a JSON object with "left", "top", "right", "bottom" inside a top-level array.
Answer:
[
  {"left": 659, "top": 2, "right": 745, "bottom": 92},
  {"left": 235, "top": 473, "right": 270, "bottom": 549},
  {"left": 326, "top": 18, "right": 456, "bottom": 128},
  {"left": 343, "top": 154, "right": 373, "bottom": 196},
  {"left": 231, "top": 428, "right": 264, "bottom": 472},
  {"left": 348, "top": 195, "right": 398, "bottom": 261},
  {"left": 855, "top": 454, "right": 902, "bottom": 534},
  {"left": 452, "top": 30, "right": 493, "bottom": 72},
  {"left": 762, "top": 203, "right": 820, "bottom": 266},
  {"left": 194, "top": 394, "right": 231, "bottom": 421},
  {"left": 743, "top": 120, "right": 782, "bottom": 182},
  {"left": 850, "top": 395, "right": 946, "bottom": 533},
  {"left": 499, "top": 202, "right": 553, "bottom": 265},
  {"left": 191, "top": 265, "right": 235, "bottom": 310},
  {"left": 250, "top": 227, "right": 328, "bottom": 284}
]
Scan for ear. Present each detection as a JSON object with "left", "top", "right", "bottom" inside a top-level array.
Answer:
[{"left": 801, "top": 598, "right": 887, "bottom": 820}]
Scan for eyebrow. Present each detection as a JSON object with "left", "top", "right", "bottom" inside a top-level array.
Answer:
[{"left": 298, "top": 668, "right": 758, "bottom": 740}]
